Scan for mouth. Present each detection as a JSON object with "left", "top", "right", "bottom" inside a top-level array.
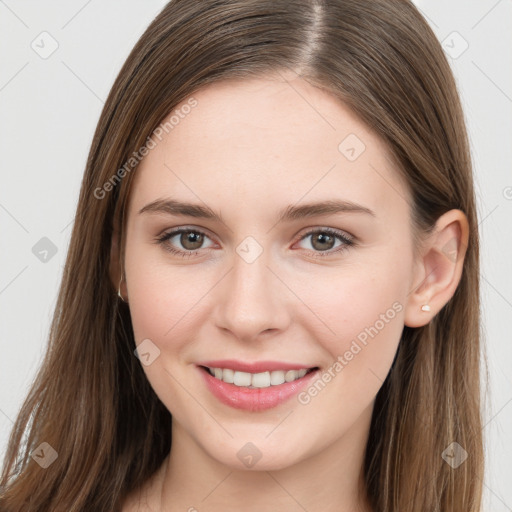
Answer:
[
  {"left": 196, "top": 361, "right": 320, "bottom": 411},
  {"left": 199, "top": 365, "right": 318, "bottom": 388}
]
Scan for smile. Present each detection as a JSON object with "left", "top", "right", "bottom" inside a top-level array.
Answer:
[
  {"left": 204, "top": 366, "right": 313, "bottom": 388},
  {"left": 196, "top": 361, "right": 320, "bottom": 411}
]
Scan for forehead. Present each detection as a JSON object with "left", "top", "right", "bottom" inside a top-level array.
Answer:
[{"left": 127, "top": 72, "right": 410, "bottom": 223}]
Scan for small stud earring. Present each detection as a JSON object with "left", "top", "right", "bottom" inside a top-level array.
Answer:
[{"left": 421, "top": 304, "right": 431, "bottom": 312}]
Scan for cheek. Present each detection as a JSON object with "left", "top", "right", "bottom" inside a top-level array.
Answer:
[
  {"left": 292, "top": 262, "right": 406, "bottom": 395},
  {"left": 125, "top": 245, "right": 223, "bottom": 373},
  {"left": 124, "top": 255, "right": 209, "bottom": 414},
  {"left": 127, "top": 265, "right": 205, "bottom": 349}
]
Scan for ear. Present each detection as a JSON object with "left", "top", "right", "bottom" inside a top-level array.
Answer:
[{"left": 404, "top": 209, "right": 469, "bottom": 328}]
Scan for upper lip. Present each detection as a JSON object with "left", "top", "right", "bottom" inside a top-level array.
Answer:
[{"left": 197, "top": 359, "right": 317, "bottom": 373}]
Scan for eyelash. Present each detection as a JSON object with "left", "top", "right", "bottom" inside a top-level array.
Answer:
[{"left": 155, "top": 226, "right": 355, "bottom": 259}]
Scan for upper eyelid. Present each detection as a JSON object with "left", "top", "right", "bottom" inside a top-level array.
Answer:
[{"left": 158, "top": 226, "right": 217, "bottom": 244}]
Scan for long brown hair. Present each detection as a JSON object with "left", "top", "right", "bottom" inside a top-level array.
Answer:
[{"left": 0, "top": 1, "right": 485, "bottom": 510}]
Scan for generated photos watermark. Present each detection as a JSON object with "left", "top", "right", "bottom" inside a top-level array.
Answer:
[
  {"left": 298, "top": 300, "right": 403, "bottom": 405},
  {"left": 93, "top": 96, "right": 198, "bottom": 200}
]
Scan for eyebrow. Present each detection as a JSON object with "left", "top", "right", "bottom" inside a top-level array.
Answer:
[{"left": 138, "top": 197, "right": 375, "bottom": 223}]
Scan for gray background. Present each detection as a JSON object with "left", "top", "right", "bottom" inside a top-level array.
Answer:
[{"left": 0, "top": 0, "right": 511, "bottom": 509}]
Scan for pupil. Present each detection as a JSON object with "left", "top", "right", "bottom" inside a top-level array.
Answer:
[
  {"left": 313, "top": 233, "right": 334, "bottom": 251},
  {"left": 182, "top": 231, "right": 203, "bottom": 250}
]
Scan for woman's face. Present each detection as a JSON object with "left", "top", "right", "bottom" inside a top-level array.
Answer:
[{"left": 122, "top": 71, "right": 418, "bottom": 471}]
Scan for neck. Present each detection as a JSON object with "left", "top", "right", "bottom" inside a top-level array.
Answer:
[{"left": 153, "top": 403, "right": 375, "bottom": 512}]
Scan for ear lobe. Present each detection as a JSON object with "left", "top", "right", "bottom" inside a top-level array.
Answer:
[{"left": 404, "top": 209, "right": 469, "bottom": 328}]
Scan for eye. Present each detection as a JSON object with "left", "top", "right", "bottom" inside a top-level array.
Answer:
[
  {"left": 295, "top": 227, "right": 354, "bottom": 257},
  {"left": 155, "top": 228, "right": 215, "bottom": 258},
  {"left": 155, "top": 226, "right": 355, "bottom": 259}
]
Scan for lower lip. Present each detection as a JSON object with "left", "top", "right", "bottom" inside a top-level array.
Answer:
[{"left": 198, "top": 366, "right": 320, "bottom": 411}]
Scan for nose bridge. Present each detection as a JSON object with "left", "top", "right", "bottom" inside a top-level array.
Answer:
[{"left": 213, "top": 239, "right": 288, "bottom": 340}]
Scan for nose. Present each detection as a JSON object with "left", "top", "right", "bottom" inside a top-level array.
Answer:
[{"left": 212, "top": 247, "right": 291, "bottom": 343}]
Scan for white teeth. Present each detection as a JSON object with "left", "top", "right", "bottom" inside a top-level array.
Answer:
[
  {"left": 233, "top": 371, "right": 252, "bottom": 387},
  {"left": 222, "top": 368, "right": 234, "bottom": 383},
  {"left": 251, "top": 372, "right": 271, "bottom": 388},
  {"left": 207, "top": 367, "right": 312, "bottom": 388},
  {"left": 270, "top": 370, "right": 285, "bottom": 385},
  {"left": 285, "top": 370, "right": 298, "bottom": 382}
]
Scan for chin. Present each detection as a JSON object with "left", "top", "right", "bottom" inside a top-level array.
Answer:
[{"left": 201, "top": 435, "right": 310, "bottom": 472}]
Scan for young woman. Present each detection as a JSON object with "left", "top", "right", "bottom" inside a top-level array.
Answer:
[{"left": 0, "top": 1, "right": 484, "bottom": 510}]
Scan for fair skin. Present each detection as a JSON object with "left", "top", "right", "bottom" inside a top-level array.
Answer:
[{"left": 113, "top": 71, "right": 468, "bottom": 511}]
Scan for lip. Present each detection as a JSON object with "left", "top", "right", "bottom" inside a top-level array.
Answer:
[
  {"left": 197, "top": 364, "right": 320, "bottom": 412},
  {"left": 197, "top": 359, "right": 316, "bottom": 373}
]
